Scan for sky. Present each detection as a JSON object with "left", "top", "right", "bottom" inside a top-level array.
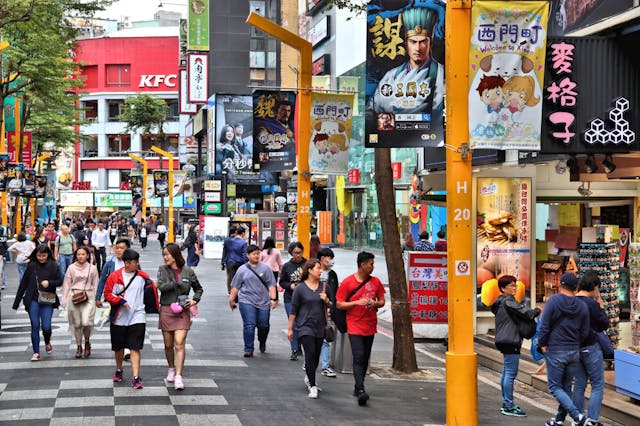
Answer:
[{"left": 96, "top": 0, "right": 187, "bottom": 23}]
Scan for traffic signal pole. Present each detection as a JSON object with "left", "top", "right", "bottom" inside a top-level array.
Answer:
[{"left": 445, "top": 1, "right": 477, "bottom": 424}]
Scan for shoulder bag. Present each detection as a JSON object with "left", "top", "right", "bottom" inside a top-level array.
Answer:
[
  {"left": 333, "top": 276, "right": 372, "bottom": 334},
  {"left": 504, "top": 302, "right": 537, "bottom": 339},
  {"left": 36, "top": 270, "right": 57, "bottom": 305},
  {"left": 322, "top": 282, "right": 336, "bottom": 342},
  {"left": 72, "top": 271, "right": 90, "bottom": 305}
]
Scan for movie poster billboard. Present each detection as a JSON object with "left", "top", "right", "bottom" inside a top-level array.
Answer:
[
  {"left": 469, "top": 1, "right": 549, "bottom": 150},
  {"left": 215, "top": 95, "right": 256, "bottom": 180},
  {"left": 153, "top": 170, "right": 169, "bottom": 197},
  {"left": 253, "top": 90, "right": 297, "bottom": 172},
  {"left": 476, "top": 177, "right": 532, "bottom": 311},
  {"left": 23, "top": 169, "right": 36, "bottom": 197},
  {"left": 309, "top": 93, "right": 354, "bottom": 174},
  {"left": 365, "top": 0, "right": 446, "bottom": 148},
  {"left": 0, "top": 155, "right": 8, "bottom": 191},
  {"left": 6, "top": 164, "right": 24, "bottom": 196},
  {"left": 36, "top": 175, "right": 48, "bottom": 198},
  {"left": 130, "top": 173, "right": 143, "bottom": 198}
]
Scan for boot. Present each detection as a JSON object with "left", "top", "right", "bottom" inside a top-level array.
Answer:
[
  {"left": 75, "top": 345, "right": 82, "bottom": 359},
  {"left": 257, "top": 327, "right": 269, "bottom": 353},
  {"left": 84, "top": 342, "right": 91, "bottom": 358}
]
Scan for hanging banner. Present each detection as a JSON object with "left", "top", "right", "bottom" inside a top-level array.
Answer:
[
  {"left": 0, "top": 155, "right": 8, "bottom": 191},
  {"left": 476, "top": 177, "right": 532, "bottom": 311},
  {"left": 252, "top": 90, "right": 297, "bottom": 172},
  {"left": 7, "top": 131, "right": 32, "bottom": 167},
  {"left": 146, "top": 174, "right": 155, "bottom": 200},
  {"left": 179, "top": 19, "right": 188, "bottom": 67},
  {"left": 179, "top": 69, "right": 197, "bottom": 114},
  {"left": 365, "top": 0, "right": 446, "bottom": 148},
  {"left": 23, "top": 169, "right": 36, "bottom": 198},
  {"left": 36, "top": 175, "right": 48, "bottom": 198},
  {"left": 6, "top": 164, "right": 24, "bottom": 196},
  {"left": 187, "top": 0, "right": 209, "bottom": 51},
  {"left": 337, "top": 76, "right": 360, "bottom": 116},
  {"left": 215, "top": 95, "right": 256, "bottom": 179},
  {"left": 187, "top": 54, "right": 208, "bottom": 103},
  {"left": 309, "top": 93, "right": 354, "bottom": 175},
  {"left": 469, "top": 1, "right": 549, "bottom": 150},
  {"left": 153, "top": 170, "right": 169, "bottom": 197}
]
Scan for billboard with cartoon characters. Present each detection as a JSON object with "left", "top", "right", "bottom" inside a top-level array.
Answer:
[
  {"left": 309, "top": 93, "right": 354, "bottom": 174},
  {"left": 468, "top": 1, "right": 549, "bottom": 150}
]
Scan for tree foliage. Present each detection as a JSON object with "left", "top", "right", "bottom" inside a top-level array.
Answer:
[{"left": 119, "top": 94, "right": 169, "bottom": 142}]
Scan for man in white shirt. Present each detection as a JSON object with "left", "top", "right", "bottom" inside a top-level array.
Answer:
[
  {"left": 92, "top": 221, "right": 111, "bottom": 274},
  {"left": 156, "top": 221, "right": 167, "bottom": 249}
]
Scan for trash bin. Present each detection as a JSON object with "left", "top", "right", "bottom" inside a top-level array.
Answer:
[{"left": 332, "top": 331, "right": 352, "bottom": 373}]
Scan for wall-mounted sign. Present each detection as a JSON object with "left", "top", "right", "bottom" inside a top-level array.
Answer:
[
  {"left": 59, "top": 191, "right": 94, "bottom": 207},
  {"left": 407, "top": 251, "right": 448, "bottom": 323},
  {"left": 308, "top": 16, "right": 329, "bottom": 47},
  {"left": 138, "top": 74, "right": 176, "bottom": 88},
  {"left": 94, "top": 191, "right": 132, "bottom": 208},
  {"left": 188, "top": 54, "right": 208, "bottom": 104},
  {"left": 187, "top": 0, "right": 209, "bottom": 51},
  {"left": 204, "top": 202, "right": 222, "bottom": 215},
  {"left": 204, "top": 192, "right": 221, "bottom": 202},
  {"left": 306, "top": 0, "right": 327, "bottom": 15},
  {"left": 180, "top": 69, "right": 197, "bottom": 114},
  {"left": 203, "top": 180, "right": 221, "bottom": 191},
  {"left": 312, "top": 54, "right": 330, "bottom": 76}
]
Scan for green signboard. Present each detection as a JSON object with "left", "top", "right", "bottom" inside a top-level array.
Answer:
[
  {"left": 188, "top": 0, "right": 210, "bottom": 51},
  {"left": 204, "top": 202, "right": 222, "bottom": 215},
  {"left": 3, "top": 95, "right": 22, "bottom": 132},
  {"left": 94, "top": 191, "right": 133, "bottom": 208}
]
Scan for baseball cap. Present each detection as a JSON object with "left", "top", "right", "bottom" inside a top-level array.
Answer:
[{"left": 560, "top": 272, "right": 578, "bottom": 290}]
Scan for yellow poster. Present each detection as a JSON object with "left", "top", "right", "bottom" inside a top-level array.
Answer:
[
  {"left": 469, "top": 1, "right": 549, "bottom": 150},
  {"left": 558, "top": 203, "right": 581, "bottom": 227},
  {"left": 309, "top": 93, "right": 354, "bottom": 175}
]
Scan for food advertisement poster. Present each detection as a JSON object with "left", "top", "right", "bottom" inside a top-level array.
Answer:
[
  {"left": 468, "top": 1, "right": 548, "bottom": 150},
  {"left": 477, "top": 177, "right": 531, "bottom": 310},
  {"left": 309, "top": 93, "right": 354, "bottom": 174},
  {"left": 407, "top": 251, "right": 448, "bottom": 323}
]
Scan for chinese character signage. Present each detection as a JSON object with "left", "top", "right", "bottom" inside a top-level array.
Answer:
[
  {"left": 476, "top": 177, "right": 531, "bottom": 311},
  {"left": 187, "top": 54, "right": 208, "bottom": 104},
  {"left": 180, "top": 69, "right": 197, "bottom": 114},
  {"left": 365, "top": 0, "right": 445, "bottom": 148},
  {"left": 153, "top": 171, "right": 169, "bottom": 197},
  {"left": 469, "top": 1, "right": 549, "bottom": 150},
  {"left": 187, "top": 0, "right": 209, "bottom": 51},
  {"left": 94, "top": 191, "right": 133, "bottom": 208},
  {"left": 215, "top": 95, "right": 257, "bottom": 180},
  {"left": 309, "top": 93, "right": 354, "bottom": 175},
  {"left": 252, "top": 90, "right": 297, "bottom": 172},
  {"left": 545, "top": 40, "right": 578, "bottom": 145},
  {"left": 7, "top": 131, "right": 32, "bottom": 167},
  {"left": 407, "top": 252, "right": 448, "bottom": 323}
]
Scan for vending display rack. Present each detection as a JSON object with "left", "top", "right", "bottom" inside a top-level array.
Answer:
[
  {"left": 627, "top": 243, "right": 640, "bottom": 347},
  {"left": 578, "top": 242, "right": 621, "bottom": 348}
]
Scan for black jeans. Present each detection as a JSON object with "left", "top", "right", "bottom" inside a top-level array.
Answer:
[
  {"left": 94, "top": 246, "right": 106, "bottom": 274},
  {"left": 226, "top": 263, "right": 242, "bottom": 294},
  {"left": 349, "top": 334, "right": 375, "bottom": 393},
  {"left": 300, "top": 335, "right": 323, "bottom": 387},
  {"left": 158, "top": 233, "right": 166, "bottom": 248}
]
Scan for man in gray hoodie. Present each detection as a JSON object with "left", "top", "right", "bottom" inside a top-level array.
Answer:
[{"left": 538, "top": 272, "right": 590, "bottom": 426}]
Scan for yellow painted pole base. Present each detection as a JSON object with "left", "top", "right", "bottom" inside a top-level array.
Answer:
[{"left": 446, "top": 351, "right": 478, "bottom": 425}]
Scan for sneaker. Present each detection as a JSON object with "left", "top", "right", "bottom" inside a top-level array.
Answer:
[
  {"left": 243, "top": 351, "right": 253, "bottom": 358},
  {"left": 31, "top": 353, "right": 41, "bottom": 362},
  {"left": 304, "top": 375, "right": 310, "bottom": 390},
  {"left": 545, "top": 418, "right": 563, "bottom": 426},
  {"left": 501, "top": 406, "right": 527, "bottom": 417},
  {"left": 357, "top": 390, "right": 369, "bottom": 406},
  {"left": 290, "top": 350, "right": 298, "bottom": 361},
  {"left": 572, "top": 414, "right": 586, "bottom": 426},
  {"left": 174, "top": 375, "right": 184, "bottom": 390},
  {"left": 295, "top": 347, "right": 303, "bottom": 357},
  {"left": 308, "top": 386, "right": 319, "bottom": 399},
  {"left": 321, "top": 368, "right": 337, "bottom": 377},
  {"left": 166, "top": 368, "right": 176, "bottom": 382},
  {"left": 112, "top": 369, "right": 124, "bottom": 382},
  {"left": 585, "top": 419, "right": 603, "bottom": 426},
  {"left": 259, "top": 342, "right": 266, "bottom": 353},
  {"left": 45, "top": 343, "right": 53, "bottom": 354},
  {"left": 131, "top": 376, "right": 143, "bottom": 389}
]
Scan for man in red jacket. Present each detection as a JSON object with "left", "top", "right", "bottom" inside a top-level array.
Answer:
[{"left": 104, "top": 249, "right": 157, "bottom": 389}]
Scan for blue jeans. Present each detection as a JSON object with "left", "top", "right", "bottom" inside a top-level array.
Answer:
[
  {"left": 545, "top": 349, "right": 584, "bottom": 421},
  {"left": 556, "top": 343, "right": 604, "bottom": 421},
  {"left": 58, "top": 254, "right": 73, "bottom": 277},
  {"left": 501, "top": 353, "right": 520, "bottom": 409},
  {"left": 17, "top": 262, "right": 28, "bottom": 283},
  {"left": 238, "top": 302, "right": 270, "bottom": 353},
  {"left": 28, "top": 299, "right": 54, "bottom": 354},
  {"left": 284, "top": 301, "right": 299, "bottom": 352},
  {"left": 320, "top": 339, "right": 331, "bottom": 370}
]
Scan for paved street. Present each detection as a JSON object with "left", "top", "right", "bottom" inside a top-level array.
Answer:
[{"left": 0, "top": 237, "right": 586, "bottom": 425}]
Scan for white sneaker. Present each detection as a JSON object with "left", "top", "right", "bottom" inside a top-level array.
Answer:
[
  {"left": 166, "top": 368, "right": 176, "bottom": 382},
  {"left": 304, "top": 375, "right": 310, "bottom": 390},
  {"left": 308, "top": 386, "right": 319, "bottom": 399},
  {"left": 321, "top": 368, "right": 337, "bottom": 377}
]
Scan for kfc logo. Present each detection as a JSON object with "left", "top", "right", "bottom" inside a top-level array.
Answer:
[{"left": 138, "top": 74, "right": 177, "bottom": 88}]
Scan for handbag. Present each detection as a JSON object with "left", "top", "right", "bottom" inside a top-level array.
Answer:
[
  {"left": 36, "top": 271, "right": 56, "bottom": 305},
  {"left": 333, "top": 276, "right": 371, "bottom": 334},
  {"left": 503, "top": 302, "right": 537, "bottom": 339},
  {"left": 595, "top": 331, "right": 615, "bottom": 360},
  {"left": 71, "top": 272, "right": 91, "bottom": 305},
  {"left": 322, "top": 282, "right": 335, "bottom": 342}
]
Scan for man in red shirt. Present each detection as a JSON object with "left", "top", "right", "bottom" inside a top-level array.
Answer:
[
  {"left": 336, "top": 251, "right": 386, "bottom": 406},
  {"left": 43, "top": 223, "right": 58, "bottom": 252}
]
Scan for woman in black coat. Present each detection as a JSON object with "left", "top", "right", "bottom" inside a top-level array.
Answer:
[{"left": 12, "top": 244, "right": 63, "bottom": 361}]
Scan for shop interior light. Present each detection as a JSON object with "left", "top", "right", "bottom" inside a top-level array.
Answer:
[
  {"left": 566, "top": 154, "right": 579, "bottom": 175},
  {"left": 584, "top": 155, "right": 597, "bottom": 174},
  {"left": 601, "top": 154, "right": 616, "bottom": 173},
  {"left": 577, "top": 182, "right": 592, "bottom": 196}
]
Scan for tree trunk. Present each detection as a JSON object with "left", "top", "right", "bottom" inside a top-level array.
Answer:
[{"left": 374, "top": 148, "right": 418, "bottom": 373}]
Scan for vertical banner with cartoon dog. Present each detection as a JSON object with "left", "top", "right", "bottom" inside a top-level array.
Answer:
[
  {"left": 477, "top": 177, "right": 531, "bottom": 311},
  {"left": 309, "top": 93, "right": 354, "bottom": 174},
  {"left": 469, "top": 1, "right": 549, "bottom": 150}
]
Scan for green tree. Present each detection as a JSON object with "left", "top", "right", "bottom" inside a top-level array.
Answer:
[{"left": 119, "top": 94, "right": 170, "bottom": 147}]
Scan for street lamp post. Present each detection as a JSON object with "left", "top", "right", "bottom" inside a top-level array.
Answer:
[{"left": 151, "top": 146, "right": 175, "bottom": 243}]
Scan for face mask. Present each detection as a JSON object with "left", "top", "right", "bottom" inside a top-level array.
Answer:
[{"left": 328, "top": 260, "right": 335, "bottom": 269}]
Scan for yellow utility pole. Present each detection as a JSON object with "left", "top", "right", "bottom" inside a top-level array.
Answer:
[
  {"left": 15, "top": 97, "right": 22, "bottom": 234},
  {"left": 30, "top": 153, "right": 51, "bottom": 225},
  {"left": 246, "top": 12, "right": 312, "bottom": 258},
  {"left": 128, "top": 153, "right": 148, "bottom": 221},
  {"left": 445, "top": 1, "right": 477, "bottom": 424},
  {"left": 150, "top": 146, "right": 174, "bottom": 243},
  {"left": 1, "top": 121, "right": 6, "bottom": 227}
]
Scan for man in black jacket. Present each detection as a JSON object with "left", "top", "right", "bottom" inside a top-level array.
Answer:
[{"left": 491, "top": 275, "right": 541, "bottom": 417}]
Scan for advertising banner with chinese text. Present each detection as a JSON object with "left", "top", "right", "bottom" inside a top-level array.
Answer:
[
  {"left": 36, "top": 175, "right": 47, "bottom": 198},
  {"left": 23, "top": 169, "right": 36, "bottom": 198},
  {"left": 469, "top": 1, "right": 548, "bottom": 150},
  {"left": 252, "top": 90, "right": 297, "bottom": 172},
  {"left": 7, "top": 131, "right": 32, "bottom": 167},
  {"left": 407, "top": 251, "right": 448, "bottom": 323},
  {"left": 215, "top": 95, "right": 258, "bottom": 180},
  {"left": 365, "top": 0, "right": 445, "bottom": 148},
  {"left": 153, "top": 171, "right": 169, "bottom": 197},
  {"left": 0, "top": 155, "right": 8, "bottom": 191},
  {"left": 6, "top": 164, "right": 24, "bottom": 196},
  {"left": 476, "top": 177, "right": 532, "bottom": 311},
  {"left": 187, "top": 0, "right": 209, "bottom": 51},
  {"left": 309, "top": 93, "right": 354, "bottom": 175},
  {"left": 187, "top": 54, "right": 208, "bottom": 103}
]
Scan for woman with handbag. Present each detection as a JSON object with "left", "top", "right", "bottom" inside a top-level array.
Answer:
[
  {"left": 491, "top": 275, "right": 541, "bottom": 417},
  {"left": 157, "top": 243, "right": 203, "bottom": 390},
  {"left": 287, "top": 259, "right": 334, "bottom": 399},
  {"left": 61, "top": 246, "right": 99, "bottom": 358},
  {"left": 12, "top": 244, "right": 63, "bottom": 361}
]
